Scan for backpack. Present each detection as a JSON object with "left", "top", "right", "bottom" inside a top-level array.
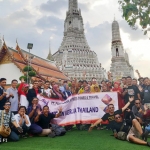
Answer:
[{"left": 51, "top": 124, "right": 66, "bottom": 136}]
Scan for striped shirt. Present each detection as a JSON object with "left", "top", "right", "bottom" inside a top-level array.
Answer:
[{"left": 0, "top": 110, "right": 15, "bottom": 127}]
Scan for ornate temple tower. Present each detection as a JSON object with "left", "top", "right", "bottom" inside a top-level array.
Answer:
[
  {"left": 110, "top": 19, "right": 134, "bottom": 80},
  {"left": 52, "top": 0, "right": 106, "bottom": 81}
]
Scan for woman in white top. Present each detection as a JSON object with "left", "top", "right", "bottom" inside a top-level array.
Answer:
[
  {"left": 13, "top": 106, "right": 31, "bottom": 138},
  {"left": 42, "top": 81, "right": 53, "bottom": 98}
]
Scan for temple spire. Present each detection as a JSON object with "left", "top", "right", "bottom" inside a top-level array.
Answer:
[
  {"left": 69, "top": 0, "right": 78, "bottom": 12},
  {"left": 112, "top": 19, "right": 121, "bottom": 42},
  {"left": 47, "top": 41, "right": 54, "bottom": 61}
]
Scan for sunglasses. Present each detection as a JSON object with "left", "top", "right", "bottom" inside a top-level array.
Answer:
[
  {"left": 135, "top": 103, "right": 141, "bottom": 104},
  {"left": 34, "top": 83, "right": 38, "bottom": 84},
  {"left": 115, "top": 116, "right": 121, "bottom": 120}
]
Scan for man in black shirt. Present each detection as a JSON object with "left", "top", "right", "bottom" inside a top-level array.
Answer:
[
  {"left": 122, "top": 76, "right": 141, "bottom": 109},
  {"left": 34, "top": 105, "right": 62, "bottom": 136},
  {"left": 142, "top": 78, "right": 150, "bottom": 104},
  {"left": 0, "top": 78, "right": 7, "bottom": 110},
  {"left": 88, "top": 96, "right": 134, "bottom": 131},
  {"left": 113, "top": 113, "right": 150, "bottom": 147}
]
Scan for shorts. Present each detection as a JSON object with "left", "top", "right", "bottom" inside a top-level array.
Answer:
[{"left": 126, "top": 126, "right": 140, "bottom": 141}]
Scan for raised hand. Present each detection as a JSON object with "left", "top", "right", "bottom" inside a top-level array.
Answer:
[
  {"left": 129, "top": 96, "right": 134, "bottom": 102},
  {"left": 37, "top": 109, "right": 42, "bottom": 115},
  {"left": 138, "top": 108, "right": 143, "bottom": 113},
  {"left": 144, "top": 104, "right": 148, "bottom": 111},
  {"left": 135, "top": 70, "right": 139, "bottom": 74},
  {"left": 58, "top": 106, "right": 63, "bottom": 113},
  {"left": 33, "top": 104, "right": 37, "bottom": 110}
]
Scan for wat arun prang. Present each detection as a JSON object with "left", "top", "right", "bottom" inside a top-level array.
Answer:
[{"left": 52, "top": 0, "right": 107, "bottom": 81}]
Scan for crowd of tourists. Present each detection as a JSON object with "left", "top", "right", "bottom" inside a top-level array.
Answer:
[{"left": 0, "top": 72, "right": 150, "bottom": 147}]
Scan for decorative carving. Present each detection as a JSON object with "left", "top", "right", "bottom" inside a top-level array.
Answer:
[{"left": 0, "top": 52, "right": 12, "bottom": 64}]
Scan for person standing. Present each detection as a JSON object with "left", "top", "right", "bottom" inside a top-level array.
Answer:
[
  {"left": 6, "top": 79, "right": 19, "bottom": 114},
  {"left": 63, "top": 84, "right": 72, "bottom": 100},
  {"left": 0, "top": 78, "right": 7, "bottom": 110},
  {"left": 142, "top": 78, "right": 150, "bottom": 104},
  {"left": 42, "top": 81, "right": 52, "bottom": 98},
  {"left": 18, "top": 79, "right": 29, "bottom": 108},
  {"left": 112, "top": 82, "right": 125, "bottom": 109},
  {"left": 90, "top": 78, "right": 100, "bottom": 93},
  {"left": 122, "top": 76, "right": 141, "bottom": 109},
  {"left": 27, "top": 81, "right": 41, "bottom": 106}
]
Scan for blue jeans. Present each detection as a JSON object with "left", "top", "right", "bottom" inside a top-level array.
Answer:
[
  {"left": 29, "top": 124, "right": 42, "bottom": 134},
  {"left": 12, "top": 124, "right": 30, "bottom": 135},
  {"left": 0, "top": 131, "right": 19, "bottom": 142},
  {"left": 145, "top": 124, "right": 150, "bottom": 132}
]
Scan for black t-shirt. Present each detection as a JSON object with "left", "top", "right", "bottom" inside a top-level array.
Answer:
[
  {"left": 0, "top": 88, "right": 7, "bottom": 110},
  {"left": 37, "top": 113, "right": 55, "bottom": 129},
  {"left": 123, "top": 85, "right": 140, "bottom": 106},
  {"left": 101, "top": 109, "right": 122, "bottom": 128},
  {"left": 112, "top": 122, "right": 130, "bottom": 134},
  {"left": 143, "top": 85, "right": 150, "bottom": 103}
]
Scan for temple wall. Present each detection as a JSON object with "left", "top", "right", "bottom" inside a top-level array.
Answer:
[{"left": 0, "top": 63, "right": 23, "bottom": 84}]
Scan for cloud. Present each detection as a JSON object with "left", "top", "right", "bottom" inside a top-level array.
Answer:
[
  {"left": 36, "top": 16, "right": 63, "bottom": 31},
  {"left": 85, "top": 21, "right": 112, "bottom": 70},
  {"left": 40, "top": 0, "right": 67, "bottom": 14},
  {"left": 119, "top": 20, "right": 147, "bottom": 41},
  {"left": 0, "top": 0, "right": 149, "bottom": 78}
]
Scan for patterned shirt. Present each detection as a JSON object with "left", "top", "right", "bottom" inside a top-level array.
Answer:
[{"left": 0, "top": 110, "right": 15, "bottom": 127}]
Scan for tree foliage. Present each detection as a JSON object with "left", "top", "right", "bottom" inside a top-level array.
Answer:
[{"left": 118, "top": 0, "right": 150, "bottom": 34}]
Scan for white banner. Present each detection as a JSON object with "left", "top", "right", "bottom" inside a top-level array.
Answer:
[{"left": 37, "top": 92, "right": 118, "bottom": 126}]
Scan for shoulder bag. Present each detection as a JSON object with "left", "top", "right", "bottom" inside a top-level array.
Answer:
[
  {"left": 117, "top": 123, "right": 127, "bottom": 141},
  {"left": 0, "top": 111, "right": 11, "bottom": 137}
]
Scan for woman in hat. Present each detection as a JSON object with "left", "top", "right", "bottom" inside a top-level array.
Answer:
[{"left": 18, "top": 79, "right": 29, "bottom": 108}]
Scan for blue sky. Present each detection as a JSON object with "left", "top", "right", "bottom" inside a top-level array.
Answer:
[{"left": 0, "top": 0, "right": 149, "bottom": 78}]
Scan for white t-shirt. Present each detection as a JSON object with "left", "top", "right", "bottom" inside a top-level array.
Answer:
[
  {"left": 42, "top": 88, "right": 52, "bottom": 97},
  {"left": 14, "top": 114, "right": 31, "bottom": 127}
]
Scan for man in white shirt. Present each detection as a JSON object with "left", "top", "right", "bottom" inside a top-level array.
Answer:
[
  {"left": 6, "top": 79, "right": 18, "bottom": 114},
  {"left": 13, "top": 106, "right": 31, "bottom": 138}
]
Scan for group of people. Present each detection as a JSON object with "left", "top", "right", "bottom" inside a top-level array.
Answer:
[{"left": 0, "top": 72, "right": 150, "bottom": 147}]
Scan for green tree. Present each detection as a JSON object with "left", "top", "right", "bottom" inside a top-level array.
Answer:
[{"left": 118, "top": 0, "right": 150, "bottom": 35}]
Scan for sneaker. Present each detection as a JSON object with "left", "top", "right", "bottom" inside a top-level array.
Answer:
[
  {"left": 147, "top": 142, "right": 150, "bottom": 147},
  {"left": 48, "top": 132, "right": 56, "bottom": 138},
  {"left": 142, "top": 131, "right": 149, "bottom": 141},
  {"left": 97, "top": 127, "right": 104, "bottom": 130}
]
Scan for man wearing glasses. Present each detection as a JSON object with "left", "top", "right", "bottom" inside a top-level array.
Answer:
[
  {"left": 132, "top": 99, "right": 147, "bottom": 124},
  {"left": 0, "top": 101, "right": 23, "bottom": 142},
  {"left": 113, "top": 113, "right": 150, "bottom": 147},
  {"left": 88, "top": 96, "right": 134, "bottom": 131}
]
